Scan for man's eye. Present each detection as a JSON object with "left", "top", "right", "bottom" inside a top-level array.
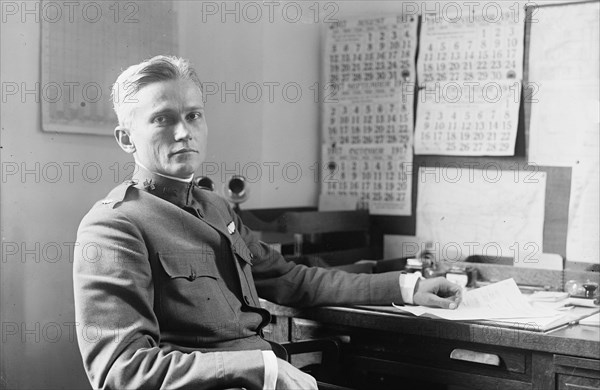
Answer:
[
  {"left": 153, "top": 116, "right": 169, "bottom": 125},
  {"left": 187, "top": 112, "right": 203, "bottom": 121}
]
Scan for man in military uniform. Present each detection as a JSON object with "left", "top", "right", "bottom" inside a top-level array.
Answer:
[{"left": 73, "top": 55, "right": 462, "bottom": 389}]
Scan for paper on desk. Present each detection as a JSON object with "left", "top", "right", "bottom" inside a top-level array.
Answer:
[
  {"left": 479, "top": 306, "right": 599, "bottom": 332},
  {"left": 393, "top": 279, "right": 561, "bottom": 321},
  {"left": 528, "top": 291, "right": 569, "bottom": 302},
  {"left": 524, "top": 291, "right": 571, "bottom": 311},
  {"left": 579, "top": 312, "right": 600, "bottom": 327},
  {"left": 476, "top": 313, "right": 568, "bottom": 332}
]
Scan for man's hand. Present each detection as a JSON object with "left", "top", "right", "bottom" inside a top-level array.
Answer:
[
  {"left": 413, "top": 277, "right": 462, "bottom": 309},
  {"left": 276, "top": 358, "right": 318, "bottom": 390}
]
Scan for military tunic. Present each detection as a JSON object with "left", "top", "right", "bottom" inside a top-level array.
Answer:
[{"left": 73, "top": 168, "right": 403, "bottom": 389}]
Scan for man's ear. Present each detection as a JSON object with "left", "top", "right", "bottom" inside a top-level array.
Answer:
[{"left": 114, "top": 126, "right": 136, "bottom": 154}]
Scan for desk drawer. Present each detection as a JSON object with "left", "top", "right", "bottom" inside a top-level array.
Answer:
[
  {"left": 348, "top": 334, "right": 530, "bottom": 380},
  {"left": 345, "top": 355, "right": 532, "bottom": 390},
  {"left": 291, "top": 318, "right": 350, "bottom": 341},
  {"left": 555, "top": 355, "right": 600, "bottom": 390},
  {"left": 557, "top": 374, "right": 600, "bottom": 390}
]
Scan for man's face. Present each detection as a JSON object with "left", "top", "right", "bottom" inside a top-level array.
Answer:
[{"left": 124, "top": 79, "right": 207, "bottom": 178}]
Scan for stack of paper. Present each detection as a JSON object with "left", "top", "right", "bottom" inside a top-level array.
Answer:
[
  {"left": 529, "top": 291, "right": 569, "bottom": 302},
  {"left": 393, "top": 278, "right": 568, "bottom": 331},
  {"left": 528, "top": 291, "right": 571, "bottom": 311}
]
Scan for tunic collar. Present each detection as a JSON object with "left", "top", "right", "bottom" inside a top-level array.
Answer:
[{"left": 132, "top": 164, "right": 195, "bottom": 208}]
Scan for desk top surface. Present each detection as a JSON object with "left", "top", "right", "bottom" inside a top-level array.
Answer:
[{"left": 261, "top": 300, "right": 600, "bottom": 360}]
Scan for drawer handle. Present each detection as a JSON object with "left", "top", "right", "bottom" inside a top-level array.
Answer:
[{"left": 450, "top": 349, "right": 501, "bottom": 366}]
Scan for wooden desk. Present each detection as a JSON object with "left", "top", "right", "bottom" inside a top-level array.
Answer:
[{"left": 261, "top": 300, "right": 600, "bottom": 390}]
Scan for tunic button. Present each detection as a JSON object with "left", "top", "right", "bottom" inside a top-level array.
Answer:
[
  {"left": 244, "top": 295, "right": 251, "bottom": 304},
  {"left": 188, "top": 271, "right": 197, "bottom": 281}
]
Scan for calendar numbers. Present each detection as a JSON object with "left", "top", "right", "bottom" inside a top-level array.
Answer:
[
  {"left": 323, "top": 143, "right": 412, "bottom": 215},
  {"left": 415, "top": 83, "right": 519, "bottom": 155},
  {"left": 415, "top": 7, "right": 524, "bottom": 156},
  {"left": 325, "top": 102, "right": 410, "bottom": 146},
  {"left": 323, "top": 16, "right": 417, "bottom": 215}
]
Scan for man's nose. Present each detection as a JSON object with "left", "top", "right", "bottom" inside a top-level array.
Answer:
[{"left": 173, "top": 120, "right": 193, "bottom": 141}]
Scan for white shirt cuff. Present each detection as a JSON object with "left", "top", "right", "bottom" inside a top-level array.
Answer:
[
  {"left": 399, "top": 272, "right": 422, "bottom": 305},
  {"left": 262, "top": 350, "right": 278, "bottom": 390}
]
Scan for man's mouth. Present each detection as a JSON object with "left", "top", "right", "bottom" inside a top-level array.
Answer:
[{"left": 170, "top": 148, "right": 198, "bottom": 157}]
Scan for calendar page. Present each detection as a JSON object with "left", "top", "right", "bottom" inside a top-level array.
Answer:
[
  {"left": 321, "top": 98, "right": 413, "bottom": 215},
  {"left": 416, "top": 81, "right": 519, "bottom": 155},
  {"left": 320, "top": 15, "right": 417, "bottom": 216},
  {"left": 41, "top": 1, "right": 178, "bottom": 135},
  {"left": 414, "top": 7, "right": 524, "bottom": 156}
]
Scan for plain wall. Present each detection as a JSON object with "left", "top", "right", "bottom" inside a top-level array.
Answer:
[{"left": 178, "top": 0, "right": 325, "bottom": 208}]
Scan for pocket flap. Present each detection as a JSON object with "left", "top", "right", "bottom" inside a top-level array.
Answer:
[{"left": 158, "top": 251, "right": 218, "bottom": 280}]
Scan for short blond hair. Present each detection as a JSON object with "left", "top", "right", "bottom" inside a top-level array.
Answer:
[{"left": 111, "top": 55, "right": 202, "bottom": 127}]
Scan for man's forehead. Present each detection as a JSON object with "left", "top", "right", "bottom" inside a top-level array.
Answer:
[{"left": 137, "top": 79, "right": 204, "bottom": 109}]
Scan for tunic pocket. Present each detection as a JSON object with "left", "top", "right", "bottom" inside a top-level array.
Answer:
[
  {"left": 157, "top": 251, "right": 235, "bottom": 330},
  {"left": 159, "top": 251, "right": 218, "bottom": 281}
]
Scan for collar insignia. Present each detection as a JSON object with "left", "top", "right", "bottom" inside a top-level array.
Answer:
[
  {"left": 227, "top": 221, "right": 236, "bottom": 235},
  {"left": 143, "top": 179, "right": 156, "bottom": 191}
]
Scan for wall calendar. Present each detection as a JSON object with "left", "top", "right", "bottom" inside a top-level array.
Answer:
[
  {"left": 414, "top": 8, "right": 524, "bottom": 155},
  {"left": 320, "top": 15, "right": 417, "bottom": 216}
]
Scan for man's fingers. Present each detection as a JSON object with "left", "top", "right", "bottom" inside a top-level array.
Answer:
[
  {"left": 413, "top": 277, "right": 463, "bottom": 309},
  {"left": 438, "top": 278, "right": 462, "bottom": 294},
  {"left": 425, "top": 294, "right": 459, "bottom": 309},
  {"left": 437, "top": 279, "right": 464, "bottom": 302}
]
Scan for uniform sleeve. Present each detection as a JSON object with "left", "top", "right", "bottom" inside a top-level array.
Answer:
[
  {"left": 73, "top": 206, "right": 267, "bottom": 390},
  {"left": 230, "top": 207, "right": 406, "bottom": 308}
]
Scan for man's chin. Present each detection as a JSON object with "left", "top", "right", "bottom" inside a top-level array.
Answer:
[
  {"left": 167, "top": 156, "right": 202, "bottom": 177},
  {"left": 167, "top": 170, "right": 195, "bottom": 180},
  {"left": 166, "top": 164, "right": 199, "bottom": 180}
]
